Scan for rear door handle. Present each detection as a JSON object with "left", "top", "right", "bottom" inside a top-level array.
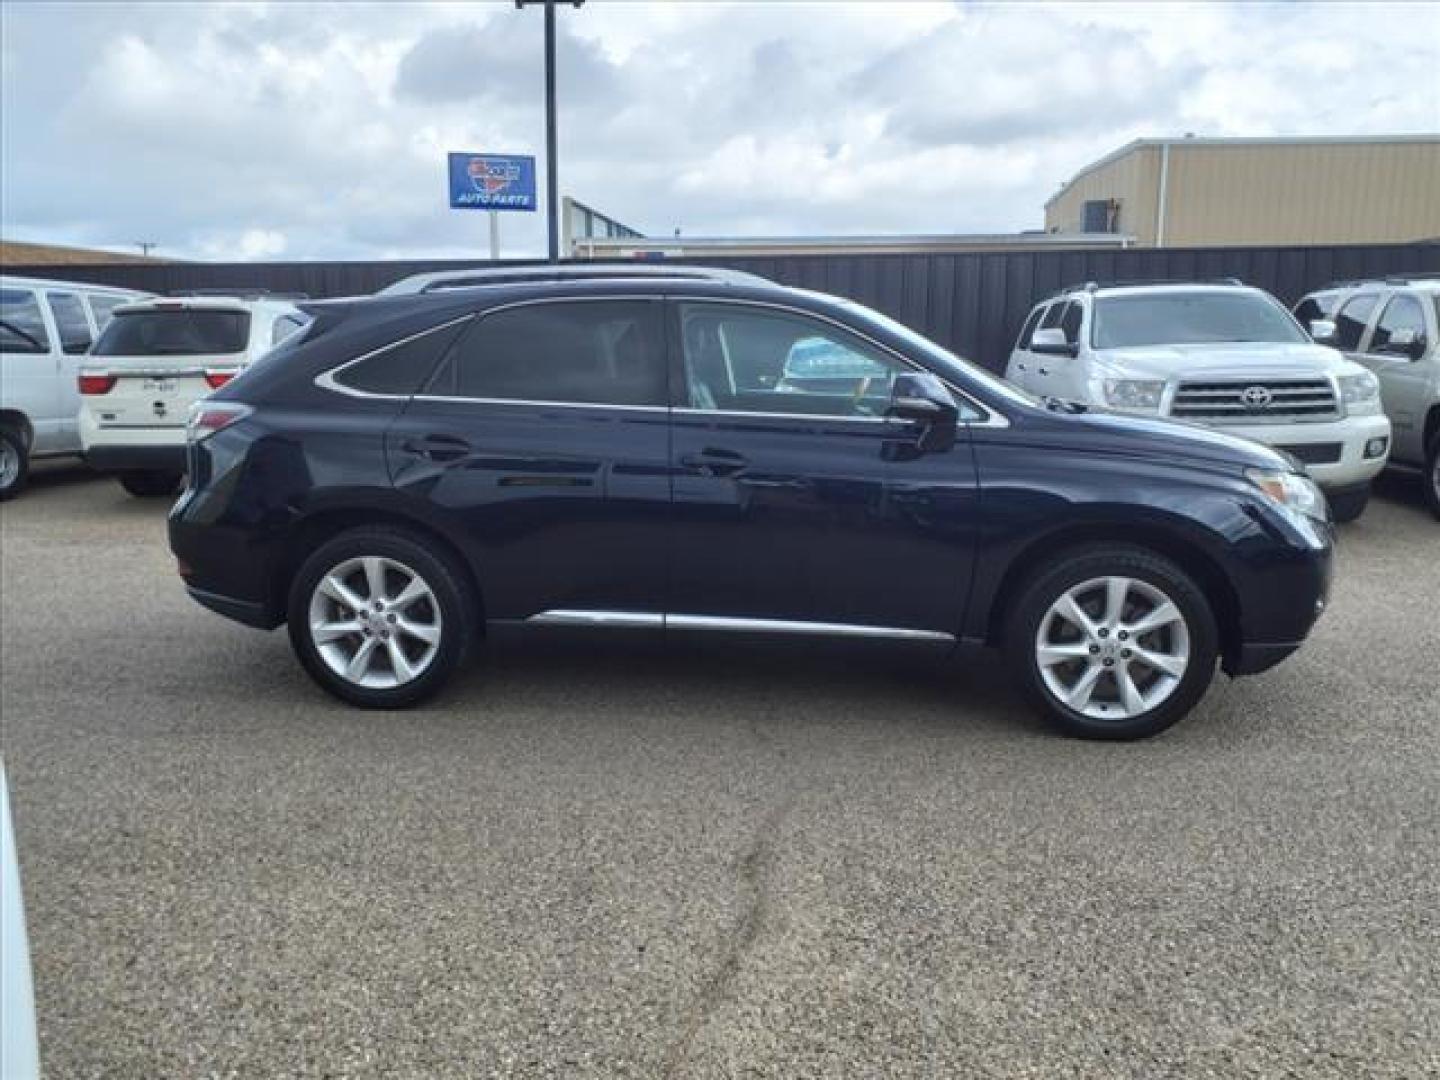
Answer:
[
  {"left": 680, "top": 448, "right": 748, "bottom": 477},
  {"left": 402, "top": 434, "right": 472, "bottom": 463},
  {"left": 1038, "top": 367, "right": 1050, "bottom": 376}
]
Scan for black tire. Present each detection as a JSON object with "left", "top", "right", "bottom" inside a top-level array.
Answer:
[
  {"left": 0, "top": 427, "right": 29, "bottom": 501},
  {"left": 118, "top": 470, "right": 183, "bottom": 499},
  {"left": 1005, "top": 545, "right": 1220, "bottom": 740},
  {"left": 286, "top": 526, "right": 477, "bottom": 708},
  {"left": 1424, "top": 436, "right": 1440, "bottom": 522},
  {"left": 1326, "top": 486, "right": 1370, "bottom": 524}
]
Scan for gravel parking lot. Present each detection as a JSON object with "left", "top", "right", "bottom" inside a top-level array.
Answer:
[{"left": 2, "top": 461, "right": 1437, "bottom": 1078}]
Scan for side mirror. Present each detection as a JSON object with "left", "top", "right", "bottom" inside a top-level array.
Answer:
[
  {"left": 888, "top": 372, "right": 958, "bottom": 453},
  {"left": 1382, "top": 327, "right": 1425, "bottom": 359},
  {"left": 1309, "top": 318, "right": 1338, "bottom": 344},
  {"left": 1030, "top": 327, "right": 1077, "bottom": 357}
]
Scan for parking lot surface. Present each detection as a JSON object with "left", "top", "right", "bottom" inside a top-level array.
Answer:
[{"left": 2, "top": 462, "right": 1437, "bottom": 1079}]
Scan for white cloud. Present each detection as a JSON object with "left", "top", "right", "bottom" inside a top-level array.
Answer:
[{"left": 1, "top": 1, "right": 1435, "bottom": 260}]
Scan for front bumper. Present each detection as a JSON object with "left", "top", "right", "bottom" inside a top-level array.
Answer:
[{"left": 1202, "top": 413, "right": 1392, "bottom": 491}]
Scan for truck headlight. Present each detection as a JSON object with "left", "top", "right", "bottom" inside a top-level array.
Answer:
[
  {"left": 1246, "top": 467, "right": 1328, "bottom": 524},
  {"left": 1102, "top": 379, "right": 1165, "bottom": 412},
  {"left": 1337, "top": 371, "right": 1379, "bottom": 405}
]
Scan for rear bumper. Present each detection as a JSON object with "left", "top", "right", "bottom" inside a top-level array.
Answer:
[
  {"left": 84, "top": 444, "right": 187, "bottom": 473},
  {"left": 184, "top": 585, "right": 278, "bottom": 630},
  {"left": 1225, "top": 641, "right": 1304, "bottom": 677}
]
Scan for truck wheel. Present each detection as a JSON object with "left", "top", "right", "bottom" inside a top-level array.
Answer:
[
  {"left": 1327, "top": 487, "right": 1370, "bottom": 524},
  {"left": 1425, "top": 436, "right": 1440, "bottom": 522},
  {"left": 118, "top": 470, "right": 183, "bottom": 498},
  {"left": 0, "top": 427, "right": 29, "bottom": 501},
  {"left": 1006, "top": 545, "right": 1219, "bottom": 740}
]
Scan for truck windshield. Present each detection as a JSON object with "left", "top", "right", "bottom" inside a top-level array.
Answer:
[
  {"left": 1092, "top": 292, "right": 1307, "bottom": 349},
  {"left": 93, "top": 309, "right": 250, "bottom": 356}
]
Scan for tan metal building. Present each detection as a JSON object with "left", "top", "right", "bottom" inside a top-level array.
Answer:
[{"left": 1045, "top": 136, "right": 1440, "bottom": 248}]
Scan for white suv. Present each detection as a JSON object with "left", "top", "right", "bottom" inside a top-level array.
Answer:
[
  {"left": 79, "top": 294, "right": 306, "bottom": 497},
  {"left": 1, "top": 275, "right": 150, "bottom": 499},
  {"left": 1295, "top": 277, "right": 1440, "bottom": 519},
  {"left": 1005, "top": 281, "right": 1392, "bottom": 522}
]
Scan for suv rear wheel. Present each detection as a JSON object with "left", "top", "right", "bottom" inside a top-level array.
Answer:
[
  {"left": 118, "top": 470, "right": 183, "bottom": 499},
  {"left": 287, "top": 527, "right": 475, "bottom": 708},
  {"left": 1006, "top": 545, "right": 1219, "bottom": 739},
  {"left": 1425, "top": 435, "right": 1440, "bottom": 521},
  {"left": 0, "top": 427, "right": 29, "bottom": 501}
]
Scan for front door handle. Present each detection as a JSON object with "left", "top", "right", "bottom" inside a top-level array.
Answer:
[
  {"left": 402, "top": 434, "right": 472, "bottom": 463},
  {"left": 1038, "top": 367, "right": 1050, "bottom": 376},
  {"left": 680, "top": 448, "right": 748, "bottom": 477}
]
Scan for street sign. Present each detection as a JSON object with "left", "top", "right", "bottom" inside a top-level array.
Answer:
[{"left": 447, "top": 153, "right": 537, "bottom": 211}]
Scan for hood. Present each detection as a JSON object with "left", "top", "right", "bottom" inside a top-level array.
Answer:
[{"left": 1093, "top": 341, "right": 1354, "bottom": 381}]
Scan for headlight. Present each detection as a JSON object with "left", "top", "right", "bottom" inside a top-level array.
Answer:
[
  {"left": 1337, "top": 371, "right": 1379, "bottom": 405},
  {"left": 1102, "top": 379, "right": 1165, "bottom": 412},
  {"left": 1246, "top": 467, "right": 1327, "bottom": 524}
]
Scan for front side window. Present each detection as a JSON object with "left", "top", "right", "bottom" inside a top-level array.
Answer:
[
  {"left": 1370, "top": 294, "right": 1427, "bottom": 356},
  {"left": 1293, "top": 294, "right": 1338, "bottom": 328},
  {"left": 0, "top": 288, "right": 50, "bottom": 354},
  {"left": 679, "top": 303, "right": 907, "bottom": 417},
  {"left": 1334, "top": 294, "right": 1378, "bottom": 351},
  {"left": 47, "top": 292, "right": 93, "bottom": 355},
  {"left": 1060, "top": 301, "right": 1084, "bottom": 344},
  {"left": 437, "top": 300, "right": 665, "bottom": 407},
  {"left": 1091, "top": 291, "right": 1306, "bottom": 349},
  {"left": 93, "top": 308, "right": 251, "bottom": 356}
]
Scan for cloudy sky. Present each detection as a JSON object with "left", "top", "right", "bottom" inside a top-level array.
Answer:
[{"left": 2, "top": 1, "right": 1436, "bottom": 261}]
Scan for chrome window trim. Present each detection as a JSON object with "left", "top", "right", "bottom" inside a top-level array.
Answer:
[
  {"left": 673, "top": 295, "right": 1007, "bottom": 428},
  {"left": 413, "top": 395, "right": 669, "bottom": 414},
  {"left": 526, "top": 610, "right": 955, "bottom": 642},
  {"left": 314, "top": 314, "right": 475, "bottom": 401}
]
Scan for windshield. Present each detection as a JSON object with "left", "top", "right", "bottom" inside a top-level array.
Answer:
[
  {"left": 832, "top": 298, "right": 1040, "bottom": 410},
  {"left": 93, "top": 309, "right": 250, "bottom": 356},
  {"left": 1092, "top": 291, "right": 1307, "bottom": 349}
]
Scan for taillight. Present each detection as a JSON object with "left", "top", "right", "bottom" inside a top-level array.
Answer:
[
  {"left": 204, "top": 371, "right": 236, "bottom": 390},
  {"left": 187, "top": 401, "right": 253, "bottom": 443},
  {"left": 78, "top": 373, "right": 117, "bottom": 395}
]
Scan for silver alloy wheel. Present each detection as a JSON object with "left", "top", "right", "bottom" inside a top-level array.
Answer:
[
  {"left": 1035, "top": 575, "right": 1191, "bottom": 721},
  {"left": 1431, "top": 454, "right": 1440, "bottom": 504},
  {"left": 307, "top": 556, "right": 443, "bottom": 689},
  {"left": 0, "top": 440, "right": 17, "bottom": 491}
]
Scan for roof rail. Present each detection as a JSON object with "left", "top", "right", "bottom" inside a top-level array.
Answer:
[
  {"left": 1047, "top": 276, "right": 1245, "bottom": 300},
  {"left": 169, "top": 288, "right": 310, "bottom": 301},
  {"left": 1315, "top": 273, "right": 1440, "bottom": 291},
  {"left": 376, "top": 263, "right": 772, "bottom": 296}
]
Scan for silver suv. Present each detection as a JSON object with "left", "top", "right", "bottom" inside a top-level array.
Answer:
[
  {"left": 1004, "top": 281, "right": 1392, "bottom": 522},
  {"left": 1295, "top": 276, "right": 1440, "bottom": 519}
]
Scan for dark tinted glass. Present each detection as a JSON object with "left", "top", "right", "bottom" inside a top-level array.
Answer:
[
  {"left": 47, "top": 293, "right": 92, "bottom": 355},
  {"left": 1039, "top": 303, "right": 1063, "bottom": 330},
  {"left": 87, "top": 294, "right": 127, "bottom": 328},
  {"left": 1016, "top": 307, "right": 1043, "bottom": 349},
  {"left": 94, "top": 309, "right": 250, "bottom": 356},
  {"left": 1370, "top": 295, "right": 1426, "bottom": 354},
  {"left": 444, "top": 301, "right": 665, "bottom": 407},
  {"left": 1, "top": 288, "right": 50, "bottom": 353},
  {"left": 1060, "top": 302, "right": 1083, "bottom": 343},
  {"left": 335, "top": 319, "right": 468, "bottom": 395},
  {"left": 1092, "top": 291, "right": 1305, "bottom": 348},
  {"left": 1334, "top": 294, "right": 1377, "bottom": 351}
]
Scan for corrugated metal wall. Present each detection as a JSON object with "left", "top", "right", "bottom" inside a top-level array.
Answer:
[{"left": 7, "top": 241, "right": 1437, "bottom": 372}]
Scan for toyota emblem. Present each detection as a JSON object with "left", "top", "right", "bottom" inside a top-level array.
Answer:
[{"left": 1240, "top": 385, "right": 1273, "bottom": 410}]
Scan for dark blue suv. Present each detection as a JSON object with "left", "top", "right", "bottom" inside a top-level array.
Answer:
[{"left": 169, "top": 267, "right": 1333, "bottom": 739}]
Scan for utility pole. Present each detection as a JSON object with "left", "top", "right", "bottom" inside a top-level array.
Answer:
[
  {"left": 515, "top": 0, "right": 583, "bottom": 263},
  {"left": 135, "top": 241, "right": 158, "bottom": 257}
]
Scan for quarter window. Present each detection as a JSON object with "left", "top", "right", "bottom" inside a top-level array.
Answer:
[
  {"left": 1333, "top": 294, "right": 1377, "bottom": 351},
  {"left": 272, "top": 314, "right": 307, "bottom": 346},
  {"left": 679, "top": 303, "right": 907, "bottom": 417},
  {"left": 86, "top": 294, "right": 129, "bottom": 329},
  {"left": 334, "top": 319, "right": 468, "bottom": 396},
  {"left": 1370, "top": 295, "right": 1427, "bottom": 356},
  {"left": 438, "top": 301, "right": 666, "bottom": 407},
  {"left": 0, "top": 288, "right": 51, "bottom": 354},
  {"left": 47, "top": 293, "right": 93, "bottom": 355}
]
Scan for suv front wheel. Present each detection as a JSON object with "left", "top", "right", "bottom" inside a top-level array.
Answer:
[
  {"left": 1425, "top": 435, "right": 1440, "bottom": 521},
  {"left": 287, "top": 527, "right": 476, "bottom": 708},
  {"left": 1007, "top": 545, "right": 1219, "bottom": 739}
]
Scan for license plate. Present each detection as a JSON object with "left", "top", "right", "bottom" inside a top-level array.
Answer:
[{"left": 143, "top": 378, "right": 177, "bottom": 393}]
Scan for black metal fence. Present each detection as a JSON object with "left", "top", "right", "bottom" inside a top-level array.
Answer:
[{"left": 8, "top": 241, "right": 1437, "bottom": 372}]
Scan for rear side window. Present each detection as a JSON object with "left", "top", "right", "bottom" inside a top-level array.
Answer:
[
  {"left": 333, "top": 319, "right": 469, "bottom": 396},
  {"left": 1333, "top": 294, "right": 1377, "bottom": 351},
  {"left": 87, "top": 294, "right": 128, "bottom": 329},
  {"left": 1, "top": 288, "right": 50, "bottom": 354},
  {"left": 434, "top": 300, "right": 666, "bottom": 407},
  {"left": 1370, "top": 294, "right": 1427, "bottom": 354},
  {"left": 1016, "top": 306, "right": 1045, "bottom": 350},
  {"left": 93, "top": 309, "right": 250, "bottom": 356},
  {"left": 47, "top": 292, "right": 93, "bottom": 355}
]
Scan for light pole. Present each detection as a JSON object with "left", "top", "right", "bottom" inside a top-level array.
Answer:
[{"left": 515, "top": 0, "right": 583, "bottom": 263}]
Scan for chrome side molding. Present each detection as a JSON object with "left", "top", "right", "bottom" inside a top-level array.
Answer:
[{"left": 526, "top": 610, "right": 954, "bottom": 642}]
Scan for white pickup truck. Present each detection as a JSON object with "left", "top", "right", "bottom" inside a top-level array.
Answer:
[{"left": 1005, "top": 281, "right": 1392, "bottom": 522}]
